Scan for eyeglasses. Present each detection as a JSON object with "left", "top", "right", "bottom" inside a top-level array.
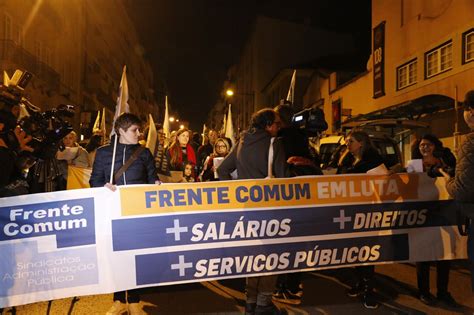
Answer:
[
  {"left": 216, "top": 145, "right": 227, "bottom": 149},
  {"left": 419, "top": 143, "right": 434, "bottom": 147}
]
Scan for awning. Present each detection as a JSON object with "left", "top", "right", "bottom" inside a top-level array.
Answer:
[{"left": 344, "top": 94, "right": 455, "bottom": 123}]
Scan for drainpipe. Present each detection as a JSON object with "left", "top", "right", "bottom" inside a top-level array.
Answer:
[{"left": 454, "top": 86, "right": 460, "bottom": 157}]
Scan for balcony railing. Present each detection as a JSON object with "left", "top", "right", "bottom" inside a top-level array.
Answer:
[{"left": 0, "top": 39, "right": 60, "bottom": 90}]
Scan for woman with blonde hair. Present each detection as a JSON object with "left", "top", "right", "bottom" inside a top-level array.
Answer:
[{"left": 199, "top": 137, "right": 231, "bottom": 181}]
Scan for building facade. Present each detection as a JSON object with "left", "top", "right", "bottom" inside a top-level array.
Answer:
[
  {"left": 210, "top": 15, "right": 355, "bottom": 131},
  {"left": 303, "top": 0, "right": 474, "bottom": 163},
  {"left": 0, "top": 0, "right": 159, "bottom": 139}
]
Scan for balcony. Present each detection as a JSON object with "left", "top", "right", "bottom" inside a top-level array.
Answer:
[{"left": 0, "top": 40, "right": 59, "bottom": 90}]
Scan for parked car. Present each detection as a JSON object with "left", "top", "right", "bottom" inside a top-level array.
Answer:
[{"left": 318, "top": 119, "right": 428, "bottom": 173}]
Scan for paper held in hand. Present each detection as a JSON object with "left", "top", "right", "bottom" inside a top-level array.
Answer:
[
  {"left": 406, "top": 159, "right": 423, "bottom": 173},
  {"left": 213, "top": 157, "right": 224, "bottom": 178},
  {"left": 366, "top": 163, "right": 390, "bottom": 175},
  {"left": 56, "top": 147, "right": 79, "bottom": 160}
]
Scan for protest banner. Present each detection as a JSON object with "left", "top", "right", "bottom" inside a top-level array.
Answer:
[{"left": 0, "top": 173, "right": 467, "bottom": 308}]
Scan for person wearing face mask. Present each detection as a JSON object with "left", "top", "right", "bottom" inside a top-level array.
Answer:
[
  {"left": 410, "top": 134, "right": 457, "bottom": 307},
  {"left": 166, "top": 128, "right": 197, "bottom": 181},
  {"left": 90, "top": 113, "right": 158, "bottom": 315},
  {"left": 337, "top": 130, "right": 386, "bottom": 310},
  {"left": 441, "top": 90, "right": 474, "bottom": 292}
]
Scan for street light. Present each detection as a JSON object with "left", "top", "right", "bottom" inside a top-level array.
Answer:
[
  {"left": 169, "top": 116, "right": 175, "bottom": 122},
  {"left": 224, "top": 88, "right": 255, "bottom": 132}
]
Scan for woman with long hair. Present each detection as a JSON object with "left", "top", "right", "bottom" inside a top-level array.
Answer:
[
  {"left": 337, "top": 130, "right": 385, "bottom": 310},
  {"left": 411, "top": 134, "right": 457, "bottom": 307},
  {"left": 166, "top": 128, "right": 197, "bottom": 179},
  {"left": 199, "top": 137, "right": 231, "bottom": 181}
]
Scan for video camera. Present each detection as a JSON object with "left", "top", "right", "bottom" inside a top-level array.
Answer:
[
  {"left": 0, "top": 69, "right": 75, "bottom": 160},
  {"left": 291, "top": 107, "right": 328, "bottom": 136}
]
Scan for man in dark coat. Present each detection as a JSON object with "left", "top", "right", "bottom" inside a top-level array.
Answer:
[
  {"left": 218, "top": 108, "right": 288, "bottom": 315},
  {"left": 443, "top": 90, "right": 474, "bottom": 291}
]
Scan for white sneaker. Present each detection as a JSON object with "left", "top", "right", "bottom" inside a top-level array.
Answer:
[
  {"left": 105, "top": 301, "right": 127, "bottom": 315},
  {"left": 128, "top": 303, "right": 146, "bottom": 315}
]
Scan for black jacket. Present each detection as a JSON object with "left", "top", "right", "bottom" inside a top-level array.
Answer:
[
  {"left": 90, "top": 143, "right": 157, "bottom": 187},
  {"left": 217, "top": 129, "right": 288, "bottom": 180},
  {"left": 337, "top": 147, "right": 385, "bottom": 174}
]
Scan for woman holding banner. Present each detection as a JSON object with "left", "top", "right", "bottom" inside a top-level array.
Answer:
[
  {"left": 411, "top": 134, "right": 458, "bottom": 307},
  {"left": 90, "top": 113, "right": 158, "bottom": 315},
  {"left": 337, "top": 130, "right": 385, "bottom": 310}
]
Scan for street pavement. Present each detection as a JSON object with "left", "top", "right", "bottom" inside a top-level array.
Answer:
[{"left": 2, "top": 262, "right": 473, "bottom": 314}]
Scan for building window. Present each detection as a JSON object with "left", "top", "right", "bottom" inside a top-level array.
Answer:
[
  {"left": 34, "top": 40, "right": 42, "bottom": 62},
  {"left": 13, "top": 23, "right": 23, "bottom": 46},
  {"left": 397, "top": 59, "right": 417, "bottom": 90},
  {"left": 3, "top": 14, "right": 12, "bottom": 40},
  {"left": 463, "top": 29, "right": 474, "bottom": 64},
  {"left": 425, "top": 41, "right": 452, "bottom": 78},
  {"left": 43, "top": 47, "right": 52, "bottom": 66}
]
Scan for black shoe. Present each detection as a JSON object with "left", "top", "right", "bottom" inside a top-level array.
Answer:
[
  {"left": 437, "top": 292, "right": 459, "bottom": 308},
  {"left": 245, "top": 302, "right": 256, "bottom": 315},
  {"left": 362, "top": 292, "right": 379, "bottom": 310},
  {"left": 347, "top": 283, "right": 364, "bottom": 298},
  {"left": 272, "top": 288, "right": 302, "bottom": 305},
  {"left": 418, "top": 292, "right": 436, "bottom": 306}
]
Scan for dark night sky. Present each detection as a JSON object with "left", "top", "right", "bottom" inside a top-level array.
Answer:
[{"left": 126, "top": 0, "right": 371, "bottom": 130}]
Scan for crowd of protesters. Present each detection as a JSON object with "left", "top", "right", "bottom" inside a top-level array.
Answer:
[{"left": 1, "top": 91, "right": 474, "bottom": 315}]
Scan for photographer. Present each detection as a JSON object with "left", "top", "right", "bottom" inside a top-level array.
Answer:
[
  {"left": 0, "top": 110, "right": 33, "bottom": 197},
  {"left": 442, "top": 90, "right": 474, "bottom": 291},
  {"left": 271, "top": 103, "right": 323, "bottom": 306},
  {"left": 411, "top": 134, "right": 458, "bottom": 307}
]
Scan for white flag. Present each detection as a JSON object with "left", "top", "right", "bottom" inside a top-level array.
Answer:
[
  {"left": 286, "top": 70, "right": 296, "bottom": 104},
  {"left": 163, "top": 95, "right": 170, "bottom": 144},
  {"left": 225, "top": 104, "right": 236, "bottom": 146},
  {"left": 146, "top": 114, "right": 158, "bottom": 155},
  {"left": 202, "top": 124, "right": 207, "bottom": 145},
  {"left": 221, "top": 112, "right": 227, "bottom": 136},
  {"left": 92, "top": 110, "right": 101, "bottom": 133},
  {"left": 92, "top": 108, "right": 107, "bottom": 142},
  {"left": 110, "top": 66, "right": 130, "bottom": 138},
  {"left": 100, "top": 107, "right": 106, "bottom": 141},
  {"left": 3, "top": 71, "right": 10, "bottom": 86}
]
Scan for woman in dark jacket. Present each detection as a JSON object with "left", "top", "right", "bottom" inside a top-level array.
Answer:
[
  {"left": 90, "top": 115, "right": 157, "bottom": 188},
  {"left": 90, "top": 113, "right": 158, "bottom": 315},
  {"left": 337, "top": 130, "right": 385, "bottom": 310},
  {"left": 412, "top": 134, "right": 457, "bottom": 307}
]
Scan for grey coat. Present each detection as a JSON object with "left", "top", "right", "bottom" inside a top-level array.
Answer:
[
  {"left": 446, "top": 132, "right": 474, "bottom": 203},
  {"left": 217, "top": 129, "right": 288, "bottom": 180}
]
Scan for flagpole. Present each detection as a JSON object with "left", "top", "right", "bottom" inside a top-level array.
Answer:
[
  {"left": 108, "top": 65, "right": 129, "bottom": 184},
  {"left": 109, "top": 133, "right": 118, "bottom": 183}
]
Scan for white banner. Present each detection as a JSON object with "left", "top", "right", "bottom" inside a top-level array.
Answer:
[{"left": 0, "top": 173, "right": 467, "bottom": 308}]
